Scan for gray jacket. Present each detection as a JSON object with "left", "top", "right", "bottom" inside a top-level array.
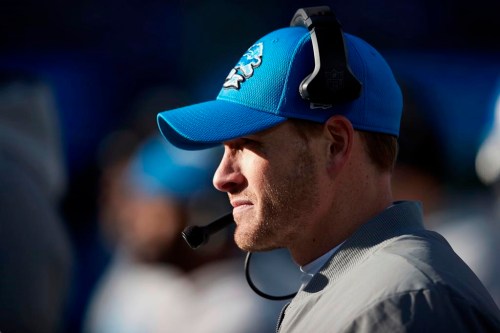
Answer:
[{"left": 278, "top": 201, "right": 500, "bottom": 332}]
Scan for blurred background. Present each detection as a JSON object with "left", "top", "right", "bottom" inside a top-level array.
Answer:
[{"left": 1, "top": 0, "right": 499, "bottom": 332}]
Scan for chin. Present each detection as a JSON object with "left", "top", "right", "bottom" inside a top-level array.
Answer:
[
  {"left": 234, "top": 232, "right": 279, "bottom": 252},
  {"left": 234, "top": 216, "right": 281, "bottom": 251},
  {"left": 234, "top": 231, "right": 257, "bottom": 251}
]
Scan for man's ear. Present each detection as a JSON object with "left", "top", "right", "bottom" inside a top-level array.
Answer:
[{"left": 323, "top": 115, "right": 354, "bottom": 173}]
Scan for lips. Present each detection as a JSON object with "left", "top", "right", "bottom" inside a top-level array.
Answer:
[
  {"left": 230, "top": 198, "right": 254, "bottom": 217},
  {"left": 230, "top": 198, "right": 253, "bottom": 208}
]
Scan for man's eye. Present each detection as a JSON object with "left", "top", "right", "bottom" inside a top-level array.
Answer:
[
  {"left": 236, "top": 138, "right": 261, "bottom": 151},
  {"left": 242, "top": 138, "right": 261, "bottom": 148},
  {"left": 227, "top": 138, "right": 263, "bottom": 153}
]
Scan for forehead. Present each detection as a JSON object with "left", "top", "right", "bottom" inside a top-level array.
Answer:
[
  {"left": 220, "top": 123, "right": 293, "bottom": 155},
  {"left": 223, "top": 120, "right": 323, "bottom": 149},
  {"left": 247, "top": 121, "right": 291, "bottom": 139},
  {"left": 221, "top": 121, "right": 288, "bottom": 144}
]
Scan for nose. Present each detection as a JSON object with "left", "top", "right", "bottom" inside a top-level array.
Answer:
[{"left": 213, "top": 147, "right": 245, "bottom": 193}]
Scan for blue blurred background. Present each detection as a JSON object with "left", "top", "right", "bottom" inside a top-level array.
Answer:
[{"left": 1, "top": 0, "right": 499, "bottom": 332}]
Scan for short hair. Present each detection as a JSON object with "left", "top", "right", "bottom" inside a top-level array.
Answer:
[
  {"left": 358, "top": 131, "right": 398, "bottom": 172},
  {"left": 288, "top": 118, "right": 398, "bottom": 172}
]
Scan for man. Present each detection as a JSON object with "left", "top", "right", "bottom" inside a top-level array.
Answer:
[{"left": 156, "top": 6, "right": 500, "bottom": 332}]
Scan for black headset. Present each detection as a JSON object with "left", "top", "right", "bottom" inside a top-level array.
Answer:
[{"left": 290, "top": 6, "right": 362, "bottom": 105}]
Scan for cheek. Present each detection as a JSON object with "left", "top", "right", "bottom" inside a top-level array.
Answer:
[{"left": 242, "top": 156, "right": 269, "bottom": 190}]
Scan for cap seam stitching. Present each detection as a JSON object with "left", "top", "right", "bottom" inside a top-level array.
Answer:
[{"left": 277, "top": 30, "right": 310, "bottom": 114}]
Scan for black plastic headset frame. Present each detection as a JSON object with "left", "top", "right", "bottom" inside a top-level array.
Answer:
[{"left": 290, "top": 6, "right": 362, "bottom": 105}]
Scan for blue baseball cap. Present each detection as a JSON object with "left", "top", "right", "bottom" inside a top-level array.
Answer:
[{"left": 157, "top": 26, "right": 402, "bottom": 150}]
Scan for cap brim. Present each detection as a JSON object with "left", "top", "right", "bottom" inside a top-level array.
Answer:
[{"left": 157, "top": 99, "right": 286, "bottom": 150}]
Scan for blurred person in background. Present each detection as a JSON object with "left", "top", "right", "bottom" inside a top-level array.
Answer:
[
  {"left": 62, "top": 85, "right": 197, "bottom": 332},
  {"left": 393, "top": 77, "right": 500, "bottom": 306},
  {"left": 473, "top": 78, "right": 500, "bottom": 304},
  {"left": 84, "top": 131, "right": 282, "bottom": 332},
  {"left": 0, "top": 72, "right": 72, "bottom": 333}
]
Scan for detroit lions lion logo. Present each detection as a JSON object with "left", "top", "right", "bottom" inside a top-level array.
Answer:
[{"left": 223, "top": 42, "right": 263, "bottom": 89}]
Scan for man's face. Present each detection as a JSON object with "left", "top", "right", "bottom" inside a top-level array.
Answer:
[{"left": 213, "top": 121, "right": 325, "bottom": 252}]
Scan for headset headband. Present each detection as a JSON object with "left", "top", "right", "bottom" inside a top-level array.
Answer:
[{"left": 291, "top": 6, "right": 362, "bottom": 105}]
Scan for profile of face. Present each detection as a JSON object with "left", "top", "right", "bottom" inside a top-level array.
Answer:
[{"left": 213, "top": 121, "right": 329, "bottom": 253}]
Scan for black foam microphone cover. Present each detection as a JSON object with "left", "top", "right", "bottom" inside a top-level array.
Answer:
[{"left": 182, "top": 213, "right": 234, "bottom": 249}]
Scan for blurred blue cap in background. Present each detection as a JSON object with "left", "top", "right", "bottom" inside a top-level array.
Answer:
[{"left": 126, "top": 135, "right": 221, "bottom": 201}]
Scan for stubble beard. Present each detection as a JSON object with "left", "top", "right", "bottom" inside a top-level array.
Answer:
[{"left": 234, "top": 145, "right": 320, "bottom": 252}]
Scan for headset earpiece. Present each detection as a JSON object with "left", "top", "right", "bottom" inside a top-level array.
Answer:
[{"left": 290, "top": 6, "right": 362, "bottom": 105}]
